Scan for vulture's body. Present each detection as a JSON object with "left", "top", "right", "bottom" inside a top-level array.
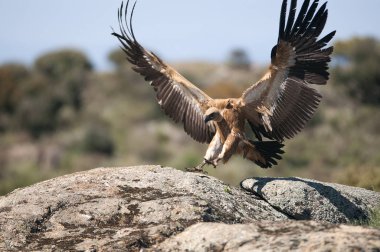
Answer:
[{"left": 112, "top": 0, "right": 335, "bottom": 171}]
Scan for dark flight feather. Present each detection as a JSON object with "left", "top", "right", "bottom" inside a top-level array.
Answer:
[{"left": 242, "top": 0, "right": 335, "bottom": 142}]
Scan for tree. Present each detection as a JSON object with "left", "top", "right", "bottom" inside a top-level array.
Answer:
[
  {"left": 332, "top": 37, "right": 380, "bottom": 105},
  {"left": 12, "top": 49, "right": 94, "bottom": 137},
  {"left": 34, "top": 49, "right": 93, "bottom": 110},
  {"left": 0, "top": 64, "right": 29, "bottom": 113},
  {"left": 108, "top": 48, "right": 129, "bottom": 69},
  {"left": 226, "top": 48, "right": 251, "bottom": 70},
  {"left": 35, "top": 49, "right": 92, "bottom": 79}
]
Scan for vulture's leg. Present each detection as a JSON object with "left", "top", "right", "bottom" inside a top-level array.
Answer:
[
  {"left": 214, "top": 132, "right": 240, "bottom": 164},
  {"left": 186, "top": 133, "right": 222, "bottom": 173}
]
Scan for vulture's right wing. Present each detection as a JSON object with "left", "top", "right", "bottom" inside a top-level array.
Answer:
[{"left": 112, "top": 1, "right": 215, "bottom": 143}]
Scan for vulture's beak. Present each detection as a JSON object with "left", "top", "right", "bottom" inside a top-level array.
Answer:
[{"left": 204, "top": 115, "right": 212, "bottom": 123}]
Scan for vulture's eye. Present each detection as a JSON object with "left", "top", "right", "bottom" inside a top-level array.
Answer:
[{"left": 226, "top": 102, "right": 233, "bottom": 109}]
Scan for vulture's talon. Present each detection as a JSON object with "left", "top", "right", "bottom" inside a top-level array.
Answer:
[
  {"left": 185, "top": 166, "right": 207, "bottom": 174},
  {"left": 204, "top": 158, "right": 217, "bottom": 169}
]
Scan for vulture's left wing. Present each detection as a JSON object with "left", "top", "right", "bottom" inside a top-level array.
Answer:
[
  {"left": 240, "top": 0, "right": 335, "bottom": 142},
  {"left": 112, "top": 1, "right": 215, "bottom": 143}
]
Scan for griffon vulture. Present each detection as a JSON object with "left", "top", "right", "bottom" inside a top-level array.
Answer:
[{"left": 112, "top": 0, "right": 335, "bottom": 171}]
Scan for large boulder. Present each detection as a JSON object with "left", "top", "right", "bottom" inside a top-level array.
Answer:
[
  {"left": 0, "top": 166, "right": 379, "bottom": 251},
  {"left": 241, "top": 177, "right": 380, "bottom": 223},
  {"left": 0, "top": 166, "right": 286, "bottom": 251},
  {"left": 156, "top": 221, "right": 380, "bottom": 251}
]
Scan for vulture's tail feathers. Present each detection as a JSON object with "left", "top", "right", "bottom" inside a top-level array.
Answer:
[{"left": 244, "top": 140, "right": 285, "bottom": 169}]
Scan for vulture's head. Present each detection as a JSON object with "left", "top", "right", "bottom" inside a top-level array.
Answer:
[{"left": 204, "top": 107, "right": 223, "bottom": 123}]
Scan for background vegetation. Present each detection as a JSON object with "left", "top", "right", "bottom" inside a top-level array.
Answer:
[{"left": 0, "top": 37, "right": 379, "bottom": 195}]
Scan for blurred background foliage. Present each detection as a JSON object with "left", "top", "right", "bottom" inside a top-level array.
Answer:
[
  {"left": 333, "top": 37, "right": 380, "bottom": 105},
  {"left": 0, "top": 37, "right": 380, "bottom": 195}
]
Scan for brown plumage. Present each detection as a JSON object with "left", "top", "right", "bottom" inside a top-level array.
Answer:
[{"left": 112, "top": 0, "right": 335, "bottom": 171}]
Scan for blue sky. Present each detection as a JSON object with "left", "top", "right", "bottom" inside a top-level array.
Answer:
[{"left": 0, "top": 0, "right": 379, "bottom": 70}]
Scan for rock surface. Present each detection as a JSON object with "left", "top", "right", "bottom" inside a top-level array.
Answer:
[
  {"left": 0, "top": 166, "right": 286, "bottom": 251},
  {"left": 156, "top": 221, "right": 380, "bottom": 251},
  {"left": 0, "top": 166, "right": 379, "bottom": 251},
  {"left": 241, "top": 177, "right": 380, "bottom": 223}
]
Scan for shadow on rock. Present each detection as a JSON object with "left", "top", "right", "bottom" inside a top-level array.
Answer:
[{"left": 241, "top": 177, "right": 380, "bottom": 223}]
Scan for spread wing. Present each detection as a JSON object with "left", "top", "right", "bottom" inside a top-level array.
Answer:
[
  {"left": 241, "top": 0, "right": 335, "bottom": 142},
  {"left": 112, "top": 1, "right": 215, "bottom": 143}
]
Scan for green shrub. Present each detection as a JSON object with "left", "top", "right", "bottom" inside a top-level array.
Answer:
[
  {"left": 16, "top": 94, "right": 64, "bottom": 137},
  {"left": 352, "top": 207, "right": 380, "bottom": 229},
  {"left": 82, "top": 124, "right": 115, "bottom": 156},
  {"left": 367, "top": 208, "right": 380, "bottom": 228},
  {"left": 332, "top": 37, "right": 380, "bottom": 105}
]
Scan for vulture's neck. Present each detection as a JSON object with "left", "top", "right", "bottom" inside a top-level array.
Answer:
[{"left": 216, "top": 119, "right": 230, "bottom": 142}]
